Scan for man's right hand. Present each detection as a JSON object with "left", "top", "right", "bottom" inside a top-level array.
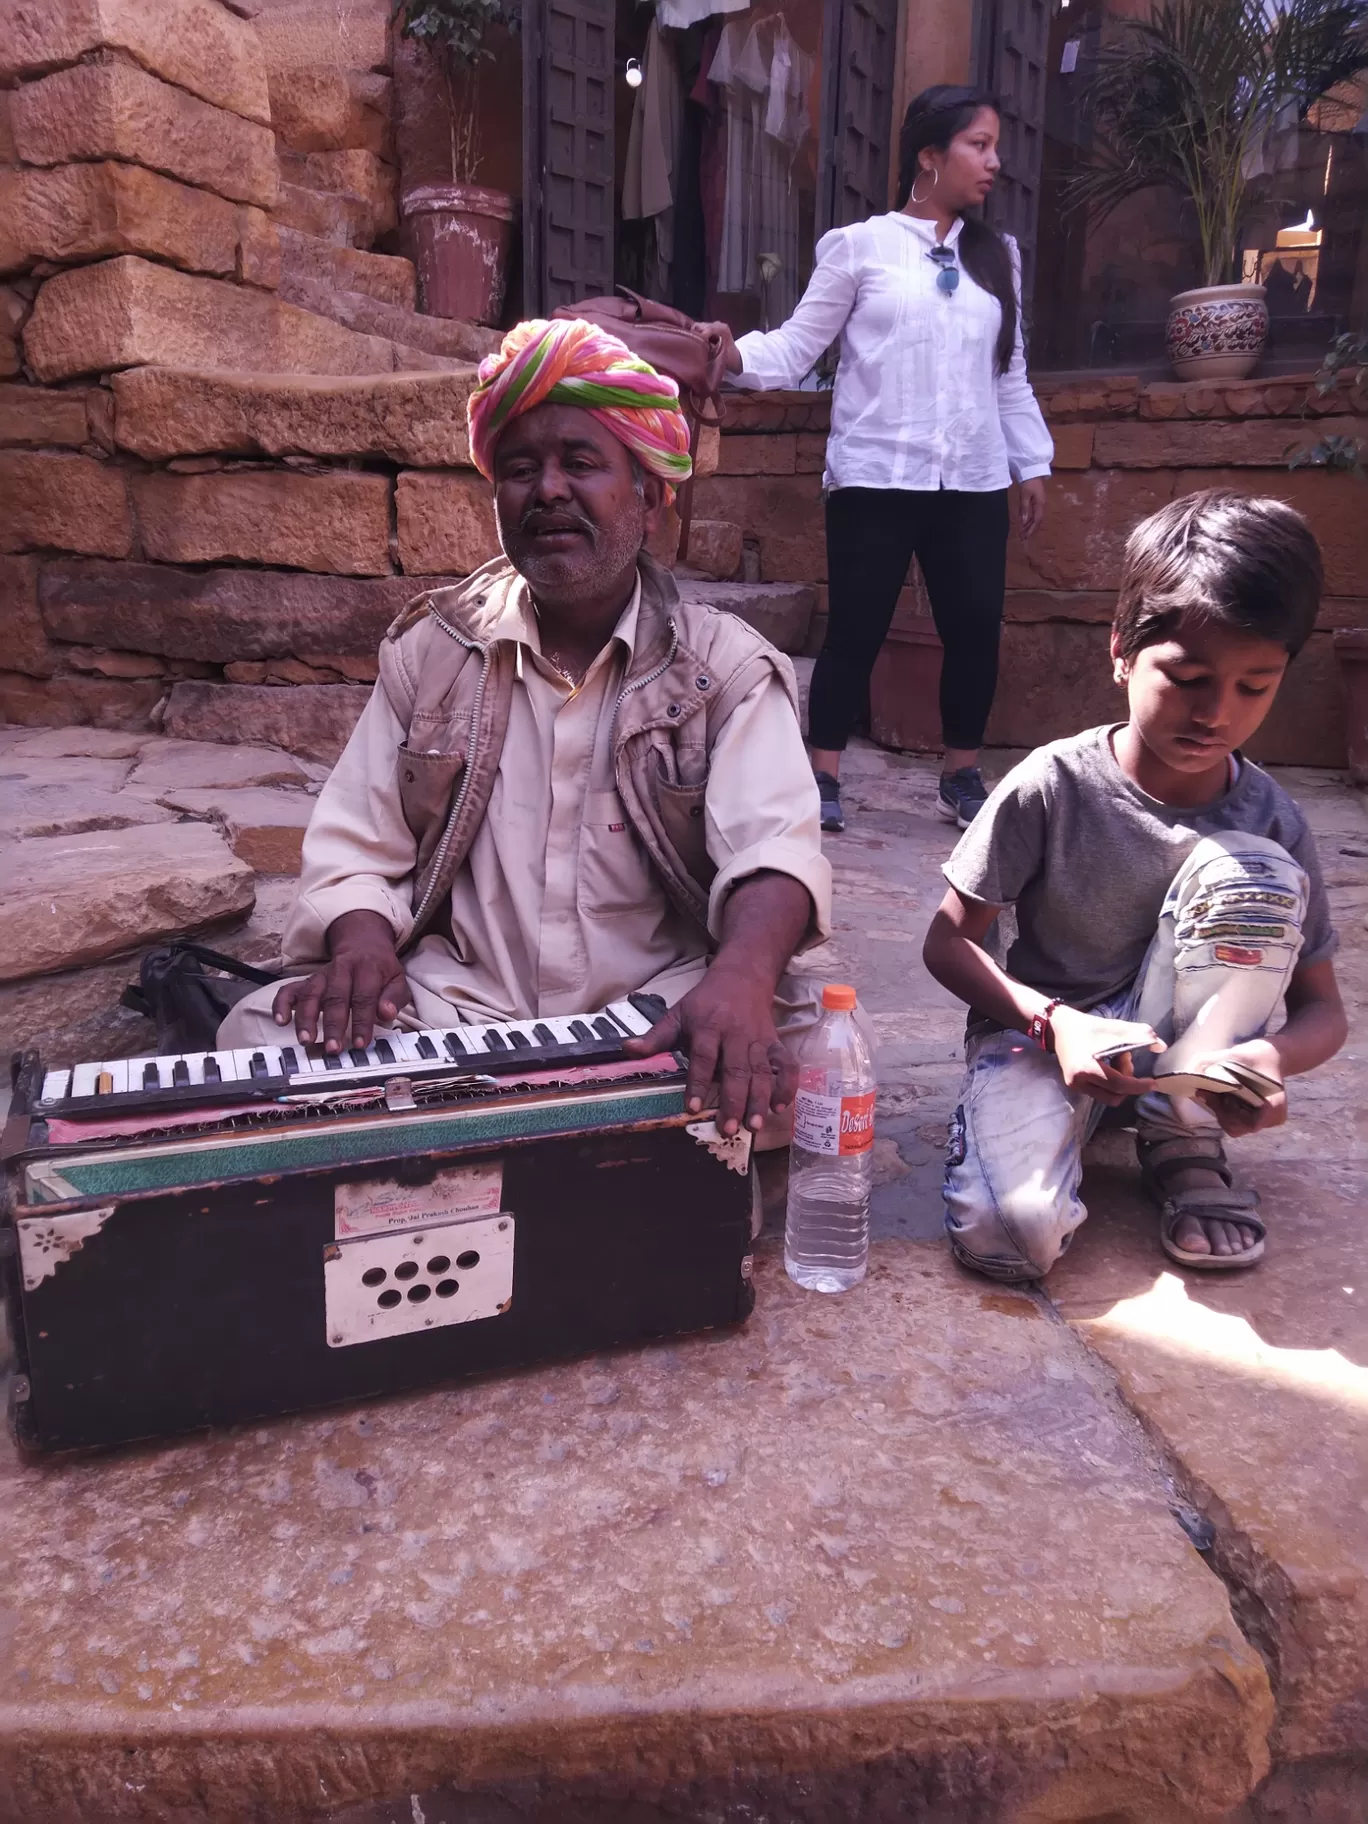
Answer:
[
  {"left": 272, "top": 909, "right": 413, "bottom": 1052},
  {"left": 1049, "top": 1006, "right": 1166, "bottom": 1107}
]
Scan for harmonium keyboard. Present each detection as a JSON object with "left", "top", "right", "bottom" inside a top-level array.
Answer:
[{"left": 2, "top": 995, "right": 757, "bottom": 1455}]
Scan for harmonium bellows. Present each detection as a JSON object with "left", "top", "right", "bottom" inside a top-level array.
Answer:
[{"left": 1, "top": 994, "right": 757, "bottom": 1455}]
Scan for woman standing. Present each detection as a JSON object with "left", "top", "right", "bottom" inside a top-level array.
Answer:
[{"left": 720, "top": 86, "right": 1053, "bottom": 832}]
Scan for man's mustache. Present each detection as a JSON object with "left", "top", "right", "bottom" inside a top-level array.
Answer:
[{"left": 517, "top": 504, "right": 596, "bottom": 538}]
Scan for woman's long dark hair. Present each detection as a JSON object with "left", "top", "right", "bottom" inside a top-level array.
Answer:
[{"left": 895, "top": 85, "right": 1016, "bottom": 374}]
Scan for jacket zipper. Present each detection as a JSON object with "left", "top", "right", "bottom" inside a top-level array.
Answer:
[
  {"left": 407, "top": 616, "right": 490, "bottom": 942},
  {"left": 614, "top": 617, "right": 678, "bottom": 727}
]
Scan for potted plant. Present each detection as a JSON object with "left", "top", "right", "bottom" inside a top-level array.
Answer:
[
  {"left": 1071, "top": 0, "right": 1368, "bottom": 380},
  {"left": 391, "top": 0, "right": 521, "bottom": 325}
]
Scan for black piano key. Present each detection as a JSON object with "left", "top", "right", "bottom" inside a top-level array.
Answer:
[
  {"left": 532, "top": 1023, "right": 557, "bottom": 1046},
  {"left": 249, "top": 1052, "right": 269, "bottom": 1078},
  {"left": 172, "top": 1058, "right": 190, "bottom": 1086},
  {"left": 441, "top": 1033, "right": 463, "bottom": 1060},
  {"left": 280, "top": 1047, "right": 298, "bottom": 1073},
  {"left": 324, "top": 1053, "right": 342, "bottom": 1070},
  {"left": 374, "top": 1038, "right": 395, "bottom": 1063},
  {"left": 591, "top": 1017, "right": 619, "bottom": 1041},
  {"left": 203, "top": 1057, "right": 221, "bottom": 1082},
  {"left": 418, "top": 1035, "right": 440, "bottom": 1059},
  {"left": 142, "top": 1062, "right": 161, "bottom": 1089},
  {"left": 568, "top": 1020, "right": 593, "bottom": 1043},
  {"left": 348, "top": 1047, "right": 371, "bottom": 1068},
  {"left": 507, "top": 1028, "right": 532, "bottom": 1049},
  {"left": 483, "top": 1029, "right": 508, "bottom": 1051}
]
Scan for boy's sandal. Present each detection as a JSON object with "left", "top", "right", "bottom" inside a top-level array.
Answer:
[{"left": 1138, "top": 1138, "right": 1266, "bottom": 1271}]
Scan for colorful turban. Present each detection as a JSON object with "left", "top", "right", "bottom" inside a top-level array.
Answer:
[{"left": 467, "top": 317, "right": 693, "bottom": 499}]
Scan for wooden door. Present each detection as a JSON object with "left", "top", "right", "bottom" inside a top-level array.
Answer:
[
  {"left": 817, "top": 0, "right": 900, "bottom": 235},
  {"left": 523, "top": 0, "right": 615, "bottom": 313},
  {"left": 976, "top": 0, "right": 1050, "bottom": 312}
]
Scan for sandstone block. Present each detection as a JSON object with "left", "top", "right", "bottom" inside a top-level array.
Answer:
[
  {"left": 1094, "top": 419, "right": 1362, "bottom": 468},
  {"left": 0, "top": 338, "right": 19, "bottom": 379},
  {"left": 66, "top": 647, "right": 166, "bottom": 679},
  {"left": 795, "top": 430, "right": 827, "bottom": 473},
  {"left": 0, "top": 452, "right": 132, "bottom": 558},
  {"left": 0, "top": 162, "right": 239, "bottom": 279},
  {"left": 268, "top": 65, "right": 391, "bottom": 154},
  {"left": 22, "top": 258, "right": 404, "bottom": 383},
  {"left": 396, "top": 469, "right": 500, "bottom": 575},
  {"left": 0, "top": 1245, "right": 1272, "bottom": 1820},
  {"left": 127, "top": 740, "right": 311, "bottom": 793},
  {"left": 0, "top": 950, "right": 157, "bottom": 1068},
  {"left": 254, "top": 0, "right": 392, "bottom": 76},
  {"left": 131, "top": 468, "right": 393, "bottom": 576},
  {"left": 235, "top": 206, "right": 281, "bottom": 290},
  {"left": 112, "top": 366, "right": 475, "bottom": 466},
  {"left": 0, "top": 383, "right": 91, "bottom": 448},
  {"left": 1006, "top": 470, "right": 1177, "bottom": 593},
  {"left": 684, "top": 519, "right": 743, "bottom": 581},
  {"left": 0, "top": 0, "right": 271, "bottom": 125},
  {"left": 11, "top": 59, "right": 278, "bottom": 209},
  {"left": 1048, "top": 421, "right": 1096, "bottom": 470},
  {"left": 717, "top": 432, "right": 798, "bottom": 476},
  {"left": 279, "top": 147, "right": 396, "bottom": 232},
  {"left": 163, "top": 681, "right": 371, "bottom": 761},
  {"left": 39, "top": 561, "right": 452, "bottom": 663},
  {"left": 1173, "top": 467, "right": 1364, "bottom": 600},
  {"left": 0, "top": 670, "right": 162, "bottom": 729},
  {"left": 693, "top": 419, "right": 720, "bottom": 478},
  {"left": 0, "top": 776, "right": 173, "bottom": 841},
  {"left": 158, "top": 786, "right": 313, "bottom": 873},
  {"left": 692, "top": 472, "right": 826, "bottom": 583},
  {"left": 0, "top": 88, "right": 15, "bottom": 162},
  {"left": 272, "top": 178, "right": 376, "bottom": 248},
  {"left": 0, "top": 819, "right": 255, "bottom": 980},
  {"left": 675, "top": 579, "right": 815, "bottom": 656},
  {"left": 0, "top": 554, "right": 54, "bottom": 676},
  {"left": 277, "top": 270, "right": 495, "bottom": 361},
  {"left": 278, "top": 226, "right": 416, "bottom": 309},
  {"left": 11, "top": 726, "right": 148, "bottom": 758}
]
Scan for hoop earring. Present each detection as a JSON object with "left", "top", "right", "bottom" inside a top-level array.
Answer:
[{"left": 909, "top": 167, "right": 939, "bottom": 206}]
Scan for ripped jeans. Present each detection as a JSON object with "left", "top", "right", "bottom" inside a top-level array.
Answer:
[{"left": 944, "top": 833, "right": 1309, "bottom": 1281}]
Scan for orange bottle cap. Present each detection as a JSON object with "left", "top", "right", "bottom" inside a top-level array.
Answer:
[{"left": 822, "top": 983, "right": 857, "bottom": 1011}]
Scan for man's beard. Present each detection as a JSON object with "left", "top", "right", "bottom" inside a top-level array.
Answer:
[{"left": 498, "top": 498, "right": 646, "bottom": 605}]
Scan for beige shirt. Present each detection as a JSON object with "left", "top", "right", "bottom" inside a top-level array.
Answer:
[{"left": 282, "top": 575, "right": 831, "bottom": 1023}]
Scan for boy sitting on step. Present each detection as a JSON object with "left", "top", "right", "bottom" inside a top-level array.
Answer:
[{"left": 922, "top": 489, "right": 1346, "bottom": 1278}]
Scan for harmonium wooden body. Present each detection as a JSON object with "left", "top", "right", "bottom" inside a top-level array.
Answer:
[{"left": 2, "top": 996, "right": 757, "bottom": 1455}]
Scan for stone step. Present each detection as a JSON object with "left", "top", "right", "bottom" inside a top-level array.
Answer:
[
  {"left": 273, "top": 178, "right": 376, "bottom": 248},
  {"left": 276, "top": 269, "right": 497, "bottom": 363},
  {"left": 0, "top": 1242, "right": 1272, "bottom": 1819},
  {"left": 675, "top": 577, "right": 816, "bottom": 656},
  {"left": 23, "top": 256, "right": 461, "bottom": 383},
  {"left": 277, "top": 225, "right": 416, "bottom": 311}
]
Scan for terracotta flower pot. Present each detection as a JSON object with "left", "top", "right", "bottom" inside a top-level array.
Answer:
[
  {"left": 1165, "top": 283, "right": 1269, "bottom": 381},
  {"left": 401, "top": 183, "right": 516, "bottom": 326}
]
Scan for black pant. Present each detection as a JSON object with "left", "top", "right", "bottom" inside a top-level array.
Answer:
[{"left": 808, "top": 486, "right": 1011, "bottom": 754}]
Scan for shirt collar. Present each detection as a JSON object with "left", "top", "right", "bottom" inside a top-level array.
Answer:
[
  {"left": 892, "top": 210, "right": 965, "bottom": 251},
  {"left": 507, "top": 571, "right": 644, "bottom": 680}
]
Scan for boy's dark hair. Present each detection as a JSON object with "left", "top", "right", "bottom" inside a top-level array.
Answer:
[{"left": 1113, "top": 490, "right": 1322, "bottom": 660}]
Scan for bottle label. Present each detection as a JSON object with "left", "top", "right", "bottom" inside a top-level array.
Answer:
[{"left": 793, "top": 1084, "right": 876, "bottom": 1156}]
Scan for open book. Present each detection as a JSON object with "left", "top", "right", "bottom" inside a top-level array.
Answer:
[{"left": 1097, "top": 1050, "right": 1280, "bottom": 1109}]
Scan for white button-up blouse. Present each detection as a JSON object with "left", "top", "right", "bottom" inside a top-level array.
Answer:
[{"left": 733, "top": 211, "right": 1054, "bottom": 493}]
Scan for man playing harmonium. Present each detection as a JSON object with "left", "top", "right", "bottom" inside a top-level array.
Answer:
[{"left": 220, "top": 317, "right": 832, "bottom": 1142}]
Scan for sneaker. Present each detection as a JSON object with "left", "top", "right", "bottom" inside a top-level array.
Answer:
[
  {"left": 936, "top": 766, "right": 988, "bottom": 829},
  {"left": 813, "top": 769, "right": 845, "bottom": 832}
]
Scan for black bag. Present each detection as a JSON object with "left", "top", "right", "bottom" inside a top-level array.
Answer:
[{"left": 121, "top": 943, "right": 283, "bottom": 1055}]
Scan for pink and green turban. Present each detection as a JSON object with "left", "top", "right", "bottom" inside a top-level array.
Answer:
[{"left": 467, "top": 317, "right": 693, "bottom": 500}]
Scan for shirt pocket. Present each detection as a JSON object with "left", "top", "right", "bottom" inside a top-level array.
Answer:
[
  {"left": 397, "top": 745, "right": 465, "bottom": 864},
  {"left": 577, "top": 789, "right": 661, "bottom": 919}
]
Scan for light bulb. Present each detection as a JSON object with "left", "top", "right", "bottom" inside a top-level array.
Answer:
[{"left": 625, "top": 57, "right": 643, "bottom": 88}]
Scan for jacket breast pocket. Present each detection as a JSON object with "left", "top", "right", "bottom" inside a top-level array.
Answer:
[
  {"left": 577, "top": 789, "right": 662, "bottom": 918},
  {"left": 651, "top": 773, "right": 715, "bottom": 890},
  {"left": 397, "top": 745, "right": 465, "bottom": 862}
]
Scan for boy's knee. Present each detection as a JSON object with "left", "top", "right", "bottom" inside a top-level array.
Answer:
[{"left": 945, "top": 1180, "right": 1080, "bottom": 1282}]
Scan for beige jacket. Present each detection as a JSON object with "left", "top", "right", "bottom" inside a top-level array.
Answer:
[{"left": 377, "top": 552, "right": 808, "bottom": 949}]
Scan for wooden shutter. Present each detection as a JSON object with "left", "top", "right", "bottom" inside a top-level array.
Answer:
[
  {"left": 523, "top": 0, "right": 614, "bottom": 314},
  {"left": 976, "top": 0, "right": 1050, "bottom": 308},
  {"left": 817, "top": 0, "right": 900, "bottom": 235}
]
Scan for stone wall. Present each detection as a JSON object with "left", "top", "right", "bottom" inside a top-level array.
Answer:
[{"left": 694, "top": 370, "right": 1368, "bottom": 767}]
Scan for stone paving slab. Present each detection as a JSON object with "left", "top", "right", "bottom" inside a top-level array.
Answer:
[{"left": 0, "top": 1245, "right": 1270, "bottom": 1824}]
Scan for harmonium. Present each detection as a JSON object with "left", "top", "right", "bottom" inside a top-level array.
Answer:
[{"left": 2, "top": 996, "right": 757, "bottom": 1455}]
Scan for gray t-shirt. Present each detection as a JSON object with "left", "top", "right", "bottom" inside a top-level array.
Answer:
[{"left": 944, "top": 724, "right": 1337, "bottom": 1009}]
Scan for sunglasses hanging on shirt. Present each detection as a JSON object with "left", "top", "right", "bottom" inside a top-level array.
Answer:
[{"left": 928, "top": 244, "right": 960, "bottom": 294}]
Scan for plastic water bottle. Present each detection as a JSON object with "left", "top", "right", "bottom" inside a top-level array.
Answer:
[{"left": 784, "top": 983, "right": 875, "bottom": 1293}]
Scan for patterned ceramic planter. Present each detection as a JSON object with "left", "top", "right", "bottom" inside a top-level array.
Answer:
[{"left": 1165, "top": 283, "right": 1269, "bottom": 381}]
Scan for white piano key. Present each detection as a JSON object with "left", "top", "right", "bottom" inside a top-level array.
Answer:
[
  {"left": 389, "top": 1032, "right": 427, "bottom": 1063},
  {"left": 539, "top": 1017, "right": 580, "bottom": 1044},
  {"left": 96, "top": 1059, "right": 130, "bottom": 1094},
  {"left": 40, "top": 1068, "right": 71, "bottom": 1103},
  {"left": 446, "top": 1026, "right": 486, "bottom": 1055},
  {"left": 197, "top": 1049, "right": 242, "bottom": 1086},
  {"left": 70, "top": 1062, "right": 105, "bottom": 1098},
  {"left": 128, "top": 1056, "right": 166, "bottom": 1091},
  {"left": 606, "top": 999, "right": 653, "bottom": 1036},
  {"left": 501, "top": 1021, "right": 539, "bottom": 1051},
  {"left": 232, "top": 1045, "right": 284, "bottom": 1081}
]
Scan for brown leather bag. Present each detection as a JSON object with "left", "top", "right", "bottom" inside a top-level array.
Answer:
[{"left": 551, "top": 287, "right": 729, "bottom": 561}]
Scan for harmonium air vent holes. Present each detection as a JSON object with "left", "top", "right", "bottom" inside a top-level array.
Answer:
[{"left": 359, "top": 1251, "right": 480, "bottom": 1310}]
